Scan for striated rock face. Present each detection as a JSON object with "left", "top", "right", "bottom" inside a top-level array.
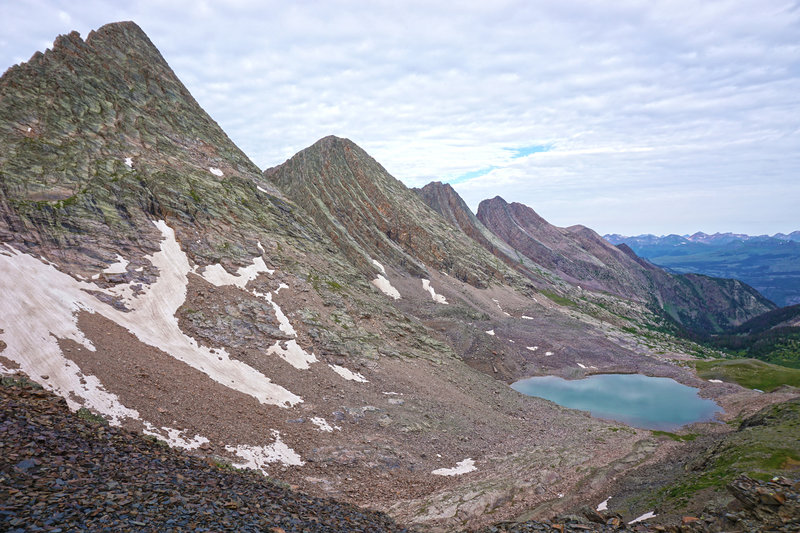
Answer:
[
  {"left": 266, "top": 137, "right": 515, "bottom": 288},
  {"left": 0, "top": 21, "right": 301, "bottom": 275},
  {"left": 476, "top": 196, "right": 774, "bottom": 333},
  {"left": 477, "top": 196, "right": 654, "bottom": 298},
  {"left": 414, "top": 181, "right": 556, "bottom": 288}
]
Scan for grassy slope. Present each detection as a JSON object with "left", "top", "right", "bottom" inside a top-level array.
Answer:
[
  {"left": 658, "top": 398, "right": 800, "bottom": 509},
  {"left": 694, "top": 358, "right": 800, "bottom": 391}
]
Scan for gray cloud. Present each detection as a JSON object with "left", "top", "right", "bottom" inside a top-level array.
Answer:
[{"left": 1, "top": 0, "right": 798, "bottom": 235}]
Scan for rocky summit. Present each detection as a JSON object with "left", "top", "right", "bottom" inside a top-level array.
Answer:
[{"left": 1, "top": 21, "right": 798, "bottom": 532}]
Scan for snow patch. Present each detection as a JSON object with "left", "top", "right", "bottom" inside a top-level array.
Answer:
[
  {"left": 257, "top": 185, "right": 268, "bottom": 193},
  {"left": 267, "top": 339, "right": 317, "bottom": 370},
  {"left": 628, "top": 511, "right": 656, "bottom": 524},
  {"left": 708, "top": 379, "right": 723, "bottom": 383},
  {"left": 485, "top": 329, "right": 495, "bottom": 336},
  {"left": 199, "top": 253, "right": 317, "bottom": 372},
  {"left": 545, "top": 351, "right": 554, "bottom": 356},
  {"left": 421, "top": 279, "right": 448, "bottom": 304},
  {"left": 310, "top": 417, "right": 339, "bottom": 432},
  {"left": 372, "top": 275, "right": 401, "bottom": 299},
  {"left": 253, "top": 291, "right": 317, "bottom": 370},
  {"left": 371, "top": 259, "right": 386, "bottom": 275},
  {"left": 143, "top": 423, "right": 209, "bottom": 450},
  {"left": 0, "top": 221, "right": 303, "bottom": 413},
  {"left": 521, "top": 315, "right": 534, "bottom": 320},
  {"left": 526, "top": 346, "right": 539, "bottom": 352},
  {"left": 198, "top": 256, "right": 274, "bottom": 290},
  {"left": 596, "top": 496, "right": 611, "bottom": 512},
  {"left": 577, "top": 363, "right": 587, "bottom": 369},
  {"left": 102, "top": 254, "right": 129, "bottom": 275},
  {"left": 432, "top": 458, "right": 477, "bottom": 476},
  {"left": 225, "top": 430, "right": 304, "bottom": 473},
  {"left": 209, "top": 167, "right": 224, "bottom": 177},
  {"left": 124, "top": 157, "right": 133, "bottom": 168},
  {"left": 329, "top": 364, "right": 368, "bottom": 382},
  {"left": 0, "top": 245, "right": 140, "bottom": 425}
]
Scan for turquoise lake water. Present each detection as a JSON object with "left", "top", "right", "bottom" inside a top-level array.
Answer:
[{"left": 511, "top": 373, "right": 722, "bottom": 431}]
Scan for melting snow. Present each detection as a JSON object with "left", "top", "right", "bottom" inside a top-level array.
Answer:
[
  {"left": 526, "top": 346, "right": 539, "bottom": 352},
  {"left": 708, "top": 379, "right": 723, "bottom": 383},
  {"left": 124, "top": 157, "right": 133, "bottom": 168},
  {"left": 310, "top": 417, "right": 339, "bottom": 432},
  {"left": 143, "top": 423, "right": 209, "bottom": 450},
  {"left": 197, "top": 251, "right": 274, "bottom": 290},
  {"left": 209, "top": 167, "right": 224, "bottom": 177},
  {"left": 545, "top": 351, "right": 554, "bottom": 356},
  {"left": 225, "top": 430, "right": 304, "bottom": 472},
  {"left": 432, "top": 458, "right": 477, "bottom": 476},
  {"left": 577, "top": 363, "right": 587, "bottom": 369},
  {"left": 0, "top": 221, "right": 304, "bottom": 415},
  {"left": 596, "top": 496, "right": 611, "bottom": 512},
  {"left": 421, "top": 279, "right": 448, "bottom": 304},
  {"left": 198, "top": 249, "right": 317, "bottom": 371},
  {"left": 521, "top": 315, "right": 534, "bottom": 320},
  {"left": 372, "top": 275, "right": 401, "bottom": 299},
  {"left": 485, "top": 329, "right": 495, "bottom": 336},
  {"left": 102, "top": 254, "right": 129, "bottom": 275},
  {"left": 329, "top": 364, "right": 368, "bottom": 382},
  {"left": 628, "top": 511, "right": 656, "bottom": 524},
  {"left": 371, "top": 259, "right": 387, "bottom": 276},
  {"left": 0, "top": 245, "right": 141, "bottom": 425},
  {"left": 267, "top": 340, "right": 317, "bottom": 370},
  {"left": 256, "top": 185, "right": 268, "bottom": 193}
]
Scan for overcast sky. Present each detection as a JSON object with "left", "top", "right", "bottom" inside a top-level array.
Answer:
[{"left": 2, "top": 1, "right": 799, "bottom": 235}]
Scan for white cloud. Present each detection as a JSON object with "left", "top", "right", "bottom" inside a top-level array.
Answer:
[{"left": 1, "top": 0, "right": 798, "bottom": 235}]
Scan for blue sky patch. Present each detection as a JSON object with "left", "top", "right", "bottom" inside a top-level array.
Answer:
[
  {"left": 506, "top": 144, "right": 552, "bottom": 158},
  {"left": 449, "top": 166, "right": 498, "bottom": 184}
]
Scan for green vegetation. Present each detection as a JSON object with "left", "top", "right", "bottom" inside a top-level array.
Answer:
[
  {"left": 694, "top": 358, "right": 800, "bottom": 392},
  {"left": 651, "top": 430, "right": 698, "bottom": 442},
  {"left": 657, "top": 399, "right": 800, "bottom": 508},
  {"left": 325, "top": 280, "right": 344, "bottom": 291},
  {"left": 76, "top": 407, "right": 109, "bottom": 426},
  {"left": 705, "top": 304, "right": 800, "bottom": 368},
  {"left": 539, "top": 290, "right": 577, "bottom": 308},
  {"left": 1, "top": 375, "right": 43, "bottom": 389}
]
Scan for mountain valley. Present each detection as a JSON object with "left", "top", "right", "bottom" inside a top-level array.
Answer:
[{"left": 1, "top": 22, "right": 798, "bottom": 532}]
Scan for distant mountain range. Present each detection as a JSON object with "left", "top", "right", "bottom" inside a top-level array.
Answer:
[{"left": 605, "top": 232, "right": 800, "bottom": 307}]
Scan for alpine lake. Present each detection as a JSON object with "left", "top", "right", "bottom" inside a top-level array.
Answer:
[{"left": 511, "top": 373, "right": 722, "bottom": 431}]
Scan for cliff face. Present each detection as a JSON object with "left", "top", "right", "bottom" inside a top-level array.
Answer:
[
  {"left": 266, "top": 136, "right": 514, "bottom": 288},
  {"left": 476, "top": 196, "right": 775, "bottom": 332}
]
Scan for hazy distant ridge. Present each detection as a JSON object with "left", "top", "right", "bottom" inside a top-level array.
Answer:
[{"left": 604, "top": 232, "right": 800, "bottom": 307}]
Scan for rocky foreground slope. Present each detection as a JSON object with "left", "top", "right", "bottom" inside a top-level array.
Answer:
[
  {"left": 0, "top": 376, "right": 411, "bottom": 532},
  {"left": 3, "top": 376, "right": 798, "bottom": 532}
]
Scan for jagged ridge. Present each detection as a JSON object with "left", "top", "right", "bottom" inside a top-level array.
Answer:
[{"left": 266, "top": 136, "right": 517, "bottom": 288}]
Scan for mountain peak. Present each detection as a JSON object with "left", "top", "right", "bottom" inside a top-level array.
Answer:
[{"left": 266, "top": 140, "right": 511, "bottom": 286}]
